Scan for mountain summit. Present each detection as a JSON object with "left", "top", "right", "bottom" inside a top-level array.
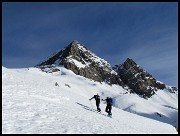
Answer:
[
  {"left": 37, "top": 41, "right": 124, "bottom": 86},
  {"left": 113, "top": 58, "right": 168, "bottom": 98}
]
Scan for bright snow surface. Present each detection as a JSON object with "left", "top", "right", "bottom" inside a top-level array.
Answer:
[{"left": 2, "top": 66, "right": 178, "bottom": 134}]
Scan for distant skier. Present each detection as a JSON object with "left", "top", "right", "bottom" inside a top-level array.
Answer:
[
  {"left": 102, "top": 97, "right": 112, "bottom": 116},
  {"left": 89, "top": 93, "right": 101, "bottom": 112}
]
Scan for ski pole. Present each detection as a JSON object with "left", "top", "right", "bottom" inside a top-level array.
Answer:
[{"left": 89, "top": 100, "right": 93, "bottom": 110}]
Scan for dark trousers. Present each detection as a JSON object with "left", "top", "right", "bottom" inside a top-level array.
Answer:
[
  {"left": 96, "top": 102, "right": 101, "bottom": 112},
  {"left": 105, "top": 104, "right": 112, "bottom": 115}
]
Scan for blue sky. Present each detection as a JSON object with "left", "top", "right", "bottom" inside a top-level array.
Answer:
[{"left": 2, "top": 2, "right": 178, "bottom": 87}]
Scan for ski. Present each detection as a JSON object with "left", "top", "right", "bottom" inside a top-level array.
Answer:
[
  {"left": 107, "top": 114, "right": 112, "bottom": 118},
  {"left": 107, "top": 112, "right": 112, "bottom": 117}
]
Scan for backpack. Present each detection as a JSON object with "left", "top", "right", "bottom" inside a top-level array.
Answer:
[
  {"left": 107, "top": 97, "right": 113, "bottom": 105},
  {"left": 109, "top": 97, "right": 112, "bottom": 104}
]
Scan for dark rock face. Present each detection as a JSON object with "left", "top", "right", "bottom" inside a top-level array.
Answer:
[
  {"left": 166, "top": 86, "right": 178, "bottom": 93},
  {"left": 37, "top": 41, "right": 124, "bottom": 86},
  {"left": 114, "top": 58, "right": 166, "bottom": 98}
]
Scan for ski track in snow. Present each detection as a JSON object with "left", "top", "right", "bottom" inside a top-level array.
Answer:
[{"left": 2, "top": 67, "right": 178, "bottom": 134}]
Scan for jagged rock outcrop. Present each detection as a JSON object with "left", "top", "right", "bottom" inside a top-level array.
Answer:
[
  {"left": 36, "top": 41, "right": 124, "bottom": 86},
  {"left": 114, "top": 58, "right": 166, "bottom": 98}
]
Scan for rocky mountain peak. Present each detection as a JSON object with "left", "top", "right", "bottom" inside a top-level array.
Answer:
[
  {"left": 71, "top": 40, "right": 79, "bottom": 44},
  {"left": 36, "top": 41, "right": 87, "bottom": 66},
  {"left": 36, "top": 41, "right": 124, "bottom": 86},
  {"left": 124, "top": 58, "right": 136, "bottom": 66},
  {"left": 114, "top": 58, "right": 166, "bottom": 98},
  {"left": 67, "top": 40, "right": 85, "bottom": 55}
]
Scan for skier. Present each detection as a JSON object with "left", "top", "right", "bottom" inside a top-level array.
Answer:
[
  {"left": 103, "top": 97, "right": 112, "bottom": 116},
  {"left": 89, "top": 93, "right": 101, "bottom": 112}
]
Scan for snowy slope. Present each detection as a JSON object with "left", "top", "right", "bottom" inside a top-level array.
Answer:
[{"left": 2, "top": 66, "right": 178, "bottom": 134}]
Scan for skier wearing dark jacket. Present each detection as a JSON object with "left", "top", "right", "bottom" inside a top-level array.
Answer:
[
  {"left": 103, "top": 97, "right": 112, "bottom": 116},
  {"left": 89, "top": 93, "right": 101, "bottom": 112}
]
